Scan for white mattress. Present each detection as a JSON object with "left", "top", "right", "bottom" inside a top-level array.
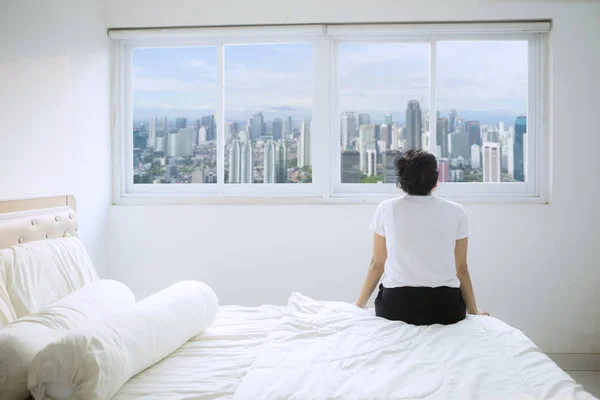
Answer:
[
  {"left": 112, "top": 298, "right": 595, "bottom": 400},
  {"left": 111, "top": 305, "right": 285, "bottom": 400}
]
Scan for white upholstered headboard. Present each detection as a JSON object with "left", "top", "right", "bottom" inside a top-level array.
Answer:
[{"left": 0, "top": 195, "right": 78, "bottom": 250}]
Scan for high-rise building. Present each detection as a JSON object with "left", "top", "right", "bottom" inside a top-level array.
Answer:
[
  {"left": 359, "top": 124, "right": 376, "bottom": 172},
  {"left": 272, "top": 118, "right": 283, "bottom": 141},
  {"left": 241, "top": 141, "right": 253, "bottom": 183},
  {"left": 284, "top": 116, "right": 293, "bottom": 138},
  {"left": 514, "top": 116, "right": 526, "bottom": 182},
  {"left": 405, "top": 100, "right": 423, "bottom": 150},
  {"left": 200, "top": 115, "right": 216, "bottom": 141},
  {"left": 250, "top": 112, "right": 265, "bottom": 140},
  {"left": 383, "top": 150, "right": 402, "bottom": 184},
  {"left": 450, "top": 133, "right": 470, "bottom": 160},
  {"left": 275, "top": 140, "right": 287, "bottom": 183},
  {"left": 341, "top": 150, "right": 360, "bottom": 183},
  {"left": 341, "top": 115, "right": 349, "bottom": 149},
  {"left": 264, "top": 140, "right": 276, "bottom": 183},
  {"left": 225, "top": 122, "right": 233, "bottom": 140},
  {"left": 471, "top": 144, "right": 481, "bottom": 169},
  {"left": 507, "top": 134, "right": 515, "bottom": 178},
  {"left": 298, "top": 120, "right": 311, "bottom": 168},
  {"left": 148, "top": 118, "right": 157, "bottom": 147},
  {"left": 483, "top": 142, "right": 501, "bottom": 183},
  {"left": 167, "top": 127, "right": 195, "bottom": 158},
  {"left": 438, "top": 158, "right": 450, "bottom": 183},
  {"left": 366, "top": 149, "right": 377, "bottom": 177},
  {"left": 436, "top": 118, "right": 449, "bottom": 158},
  {"left": 175, "top": 117, "right": 187, "bottom": 129},
  {"left": 198, "top": 127, "right": 207, "bottom": 143},
  {"left": 358, "top": 113, "right": 371, "bottom": 126},
  {"left": 228, "top": 140, "right": 241, "bottom": 184},
  {"left": 380, "top": 124, "right": 390, "bottom": 149},
  {"left": 161, "top": 117, "right": 168, "bottom": 134},
  {"left": 449, "top": 110, "right": 458, "bottom": 133},
  {"left": 384, "top": 114, "right": 393, "bottom": 126},
  {"left": 345, "top": 112, "right": 357, "bottom": 144},
  {"left": 465, "top": 121, "right": 481, "bottom": 147},
  {"left": 133, "top": 129, "right": 146, "bottom": 150},
  {"left": 391, "top": 126, "right": 401, "bottom": 150}
]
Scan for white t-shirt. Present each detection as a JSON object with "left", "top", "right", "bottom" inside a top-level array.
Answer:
[{"left": 369, "top": 195, "right": 470, "bottom": 289}]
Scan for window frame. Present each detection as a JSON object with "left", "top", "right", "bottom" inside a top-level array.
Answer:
[{"left": 111, "top": 23, "right": 549, "bottom": 204}]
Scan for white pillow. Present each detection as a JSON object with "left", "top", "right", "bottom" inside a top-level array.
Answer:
[
  {"left": 0, "top": 280, "right": 135, "bottom": 400},
  {"left": 28, "top": 280, "right": 219, "bottom": 400},
  {"left": 0, "top": 237, "right": 100, "bottom": 322}
]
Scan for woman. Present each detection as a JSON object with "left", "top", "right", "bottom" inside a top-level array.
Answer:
[{"left": 355, "top": 149, "right": 488, "bottom": 325}]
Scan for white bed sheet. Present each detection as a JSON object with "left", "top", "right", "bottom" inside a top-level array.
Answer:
[
  {"left": 111, "top": 305, "right": 285, "bottom": 400},
  {"left": 234, "top": 294, "right": 595, "bottom": 400}
]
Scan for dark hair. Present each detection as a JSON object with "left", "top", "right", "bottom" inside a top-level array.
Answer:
[{"left": 394, "top": 149, "right": 438, "bottom": 195}]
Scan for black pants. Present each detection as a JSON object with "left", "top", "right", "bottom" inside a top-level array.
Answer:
[{"left": 375, "top": 284, "right": 466, "bottom": 326}]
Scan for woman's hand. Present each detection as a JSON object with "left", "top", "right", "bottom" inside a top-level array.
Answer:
[
  {"left": 355, "top": 302, "right": 367, "bottom": 309},
  {"left": 474, "top": 310, "right": 489, "bottom": 316}
]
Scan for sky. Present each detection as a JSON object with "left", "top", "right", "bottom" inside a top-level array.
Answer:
[{"left": 132, "top": 40, "right": 528, "bottom": 124}]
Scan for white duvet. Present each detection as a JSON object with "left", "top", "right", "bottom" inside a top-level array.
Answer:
[{"left": 234, "top": 293, "right": 594, "bottom": 400}]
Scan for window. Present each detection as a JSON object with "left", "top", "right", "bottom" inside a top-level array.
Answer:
[{"left": 112, "top": 22, "right": 548, "bottom": 202}]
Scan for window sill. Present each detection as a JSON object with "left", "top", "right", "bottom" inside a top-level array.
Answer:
[{"left": 114, "top": 194, "right": 549, "bottom": 206}]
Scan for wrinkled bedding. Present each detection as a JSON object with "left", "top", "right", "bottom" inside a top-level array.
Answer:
[{"left": 234, "top": 293, "right": 594, "bottom": 400}]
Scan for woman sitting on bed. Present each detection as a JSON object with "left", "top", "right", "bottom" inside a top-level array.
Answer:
[{"left": 355, "top": 149, "right": 488, "bottom": 325}]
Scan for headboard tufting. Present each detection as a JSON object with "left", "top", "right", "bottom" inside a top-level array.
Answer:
[{"left": 0, "top": 195, "right": 77, "bottom": 250}]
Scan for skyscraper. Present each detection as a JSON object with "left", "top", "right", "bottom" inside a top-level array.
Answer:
[
  {"left": 465, "top": 121, "right": 482, "bottom": 147},
  {"left": 241, "top": 141, "right": 253, "bottom": 183},
  {"left": 284, "top": 116, "right": 293, "bottom": 138},
  {"left": 514, "top": 116, "right": 526, "bottom": 182},
  {"left": 275, "top": 140, "right": 287, "bottom": 183},
  {"left": 264, "top": 140, "right": 276, "bottom": 183},
  {"left": 359, "top": 124, "right": 376, "bottom": 172},
  {"left": 438, "top": 158, "right": 450, "bottom": 183},
  {"left": 436, "top": 117, "right": 449, "bottom": 158},
  {"left": 380, "top": 124, "right": 390, "bottom": 149},
  {"left": 201, "top": 115, "right": 216, "bottom": 141},
  {"left": 228, "top": 140, "right": 241, "bottom": 184},
  {"left": 391, "top": 126, "right": 401, "bottom": 150},
  {"left": 384, "top": 114, "right": 393, "bottom": 126},
  {"left": 298, "top": 120, "right": 311, "bottom": 168},
  {"left": 383, "top": 150, "right": 403, "bottom": 184},
  {"left": 449, "top": 110, "right": 458, "bottom": 133},
  {"left": 450, "top": 133, "right": 470, "bottom": 160},
  {"left": 250, "top": 112, "right": 265, "bottom": 140},
  {"left": 366, "top": 150, "right": 377, "bottom": 177},
  {"left": 148, "top": 118, "right": 157, "bottom": 148},
  {"left": 358, "top": 114, "right": 371, "bottom": 126},
  {"left": 341, "top": 150, "right": 360, "bottom": 183},
  {"left": 507, "top": 134, "right": 515, "bottom": 178},
  {"left": 198, "top": 127, "right": 207, "bottom": 143},
  {"left": 483, "top": 142, "right": 501, "bottom": 183},
  {"left": 471, "top": 144, "right": 481, "bottom": 169},
  {"left": 341, "top": 115, "right": 349, "bottom": 149},
  {"left": 405, "top": 100, "right": 422, "bottom": 150},
  {"left": 175, "top": 117, "right": 187, "bottom": 129},
  {"left": 161, "top": 117, "right": 168, "bottom": 135},
  {"left": 272, "top": 118, "right": 283, "bottom": 141}
]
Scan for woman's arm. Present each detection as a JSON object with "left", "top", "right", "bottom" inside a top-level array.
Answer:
[
  {"left": 355, "top": 233, "right": 387, "bottom": 308},
  {"left": 455, "top": 238, "right": 488, "bottom": 316}
]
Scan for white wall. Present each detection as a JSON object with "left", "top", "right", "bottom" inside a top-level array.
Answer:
[
  {"left": 106, "top": 0, "right": 600, "bottom": 354},
  {"left": 0, "top": 0, "right": 112, "bottom": 274}
]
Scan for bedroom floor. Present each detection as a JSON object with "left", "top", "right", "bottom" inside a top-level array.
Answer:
[{"left": 568, "top": 371, "right": 600, "bottom": 398}]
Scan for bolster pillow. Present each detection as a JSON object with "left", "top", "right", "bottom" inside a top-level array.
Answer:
[
  {"left": 0, "top": 280, "right": 135, "bottom": 400},
  {"left": 28, "top": 280, "right": 219, "bottom": 400}
]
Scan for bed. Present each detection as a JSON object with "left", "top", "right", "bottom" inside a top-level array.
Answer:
[{"left": 0, "top": 196, "right": 595, "bottom": 400}]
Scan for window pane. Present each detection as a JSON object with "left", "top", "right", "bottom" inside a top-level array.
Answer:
[
  {"left": 224, "top": 44, "right": 313, "bottom": 184},
  {"left": 338, "top": 43, "right": 430, "bottom": 184},
  {"left": 436, "top": 41, "right": 528, "bottom": 183},
  {"left": 132, "top": 47, "right": 217, "bottom": 184}
]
